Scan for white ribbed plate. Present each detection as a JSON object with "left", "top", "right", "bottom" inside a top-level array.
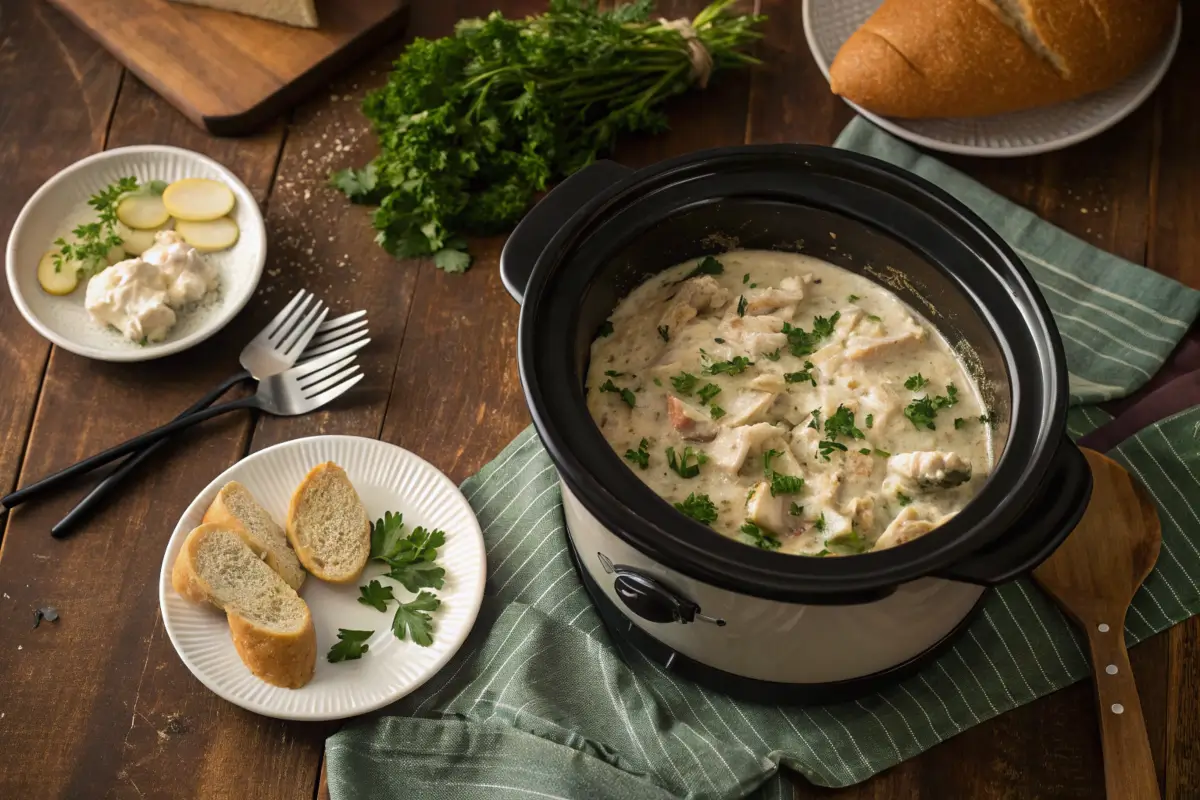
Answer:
[
  {"left": 6, "top": 146, "right": 266, "bottom": 361},
  {"left": 159, "top": 436, "right": 486, "bottom": 721},
  {"left": 803, "top": 0, "right": 1182, "bottom": 157}
]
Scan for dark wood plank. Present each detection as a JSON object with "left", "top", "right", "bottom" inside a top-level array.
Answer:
[
  {"left": 47, "top": 0, "right": 407, "bottom": 135},
  {"left": 0, "top": 71, "right": 289, "bottom": 798},
  {"left": 1147, "top": 5, "right": 1200, "bottom": 800},
  {"left": 0, "top": 1, "right": 123, "bottom": 507}
]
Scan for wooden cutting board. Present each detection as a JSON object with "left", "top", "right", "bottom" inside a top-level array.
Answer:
[{"left": 46, "top": 0, "right": 407, "bottom": 135}]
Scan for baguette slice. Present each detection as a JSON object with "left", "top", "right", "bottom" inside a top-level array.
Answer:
[
  {"left": 204, "top": 481, "right": 306, "bottom": 591},
  {"left": 172, "top": 523, "right": 316, "bottom": 689},
  {"left": 286, "top": 462, "right": 370, "bottom": 584},
  {"left": 829, "top": 0, "right": 1175, "bottom": 119}
]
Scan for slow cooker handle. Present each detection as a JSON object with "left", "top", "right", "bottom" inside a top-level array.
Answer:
[
  {"left": 935, "top": 437, "right": 1093, "bottom": 586},
  {"left": 500, "top": 160, "right": 634, "bottom": 303}
]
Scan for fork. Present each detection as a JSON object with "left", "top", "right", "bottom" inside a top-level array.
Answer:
[
  {"left": 50, "top": 307, "right": 370, "bottom": 538},
  {"left": 1, "top": 290, "right": 332, "bottom": 514},
  {"left": 9, "top": 342, "right": 367, "bottom": 502}
]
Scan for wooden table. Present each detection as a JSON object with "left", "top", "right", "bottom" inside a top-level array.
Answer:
[{"left": 1, "top": 1, "right": 1198, "bottom": 798}]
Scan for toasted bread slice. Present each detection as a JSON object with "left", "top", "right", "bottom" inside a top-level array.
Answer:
[
  {"left": 286, "top": 462, "right": 370, "bottom": 584},
  {"left": 171, "top": 523, "right": 315, "bottom": 689},
  {"left": 203, "top": 481, "right": 306, "bottom": 590}
]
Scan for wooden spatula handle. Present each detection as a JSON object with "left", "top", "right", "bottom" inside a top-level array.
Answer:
[{"left": 1086, "top": 622, "right": 1160, "bottom": 799}]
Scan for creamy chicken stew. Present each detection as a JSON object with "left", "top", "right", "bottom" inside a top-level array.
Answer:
[{"left": 586, "top": 250, "right": 995, "bottom": 556}]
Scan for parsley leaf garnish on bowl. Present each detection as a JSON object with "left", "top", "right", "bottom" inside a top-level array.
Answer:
[{"left": 392, "top": 592, "right": 442, "bottom": 647}]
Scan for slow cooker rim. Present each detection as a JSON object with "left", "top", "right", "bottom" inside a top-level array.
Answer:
[{"left": 516, "top": 144, "right": 1068, "bottom": 600}]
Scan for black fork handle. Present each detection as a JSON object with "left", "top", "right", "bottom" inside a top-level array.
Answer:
[
  {"left": 1, "top": 394, "right": 260, "bottom": 511},
  {"left": 49, "top": 370, "right": 252, "bottom": 538}
]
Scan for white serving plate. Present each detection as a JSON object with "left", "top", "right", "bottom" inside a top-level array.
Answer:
[
  {"left": 803, "top": 0, "right": 1182, "bottom": 157},
  {"left": 5, "top": 145, "right": 266, "bottom": 361},
  {"left": 159, "top": 436, "right": 487, "bottom": 721}
]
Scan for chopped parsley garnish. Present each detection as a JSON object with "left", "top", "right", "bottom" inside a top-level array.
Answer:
[
  {"left": 859, "top": 448, "right": 872, "bottom": 455},
  {"left": 763, "top": 348, "right": 781, "bottom": 361},
  {"left": 979, "top": 411, "right": 998, "bottom": 427},
  {"left": 597, "top": 320, "right": 614, "bottom": 338},
  {"left": 653, "top": 377, "right": 662, "bottom": 386},
  {"left": 685, "top": 256, "right": 724, "bottom": 279},
  {"left": 789, "top": 502, "right": 803, "bottom": 516},
  {"left": 392, "top": 591, "right": 441, "bottom": 646},
  {"left": 704, "top": 355, "right": 754, "bottom": 376},
  {"left": 865, "top": 413, "right": 874, "bottom": 429},
  {"left": 714, "top": 337, "right": 725, "bottom": 344},
  {"left": 848, "top": 294, "right": 860, "bottom": 302},
  {"left": 818, "top": 440, "right": 848, "bottom": 460},
  {"left": 675, "top": 492, "right": 718, "bottom": 524},
  {"left": 954, "top": 417, "right": 966, "bottom": 430},
  {"left": 814, "top": 549, "right": 831, "bottom": 557},
  {"left": 896, "top": 492, "right": 912, "bottom": 506},
  {"left": 740, "top": 521, "right": 781, "bottom": 550},
  {"left": 781, "top": 311, "right": 840, "bottom": 357},
  {"left": 327, "top": 629, "right": 373, "bottom": 663},
  {"left": 903, "top": 384, "right": 959, "bottom": 430},
  {"left": 827, "top": 529, "right": 870, "bottom": 555},
  {"left": 904, "top": 373, "right": 929, "bottom": 391},
  {"left": 824, "top": 404, "right": 865, "bottom": 441},
  {"left": 357, "top": 580, "right": 395, "bottom": 612},
  {"left": 710, "top": 405, "right": 726, "bottom": 420},
  {"left": 750, "top": 283, "right": 758, "bottom": 288},
  {"left": 784, "top": 360, "right": 816, "bottom": 386},
  {"left": 808, "top": 409, "right": 822, "bottom": 431},
  {"left": 657, "top": 325, "right": 670, "bottom": 342},
  {"left": 769, "top": 472, "right": 804, "bottom": 497},
  {"left": 604, "top": 369, "right": 625, "bottom": 377},
  {"left": 666, "top": 446, "right": 707, "bottom": 478},
  {"left": 814, "top": 514, "right": 826, "bottom": 532},
  {"left": 874, "top": 448, "right": 891, "bottom": 458},
  {"left": 670, "top": 372, "right": 698, "bottom": 395},
  {"left": 742, "top": 273, "right": 750, "bottom": 284},
  {"left": 737, "top": 295, "right": 747, "bottom": 317},
  {"left": 866, "top": 314, "right": 882, "bottom": 323},
  {"left": 599, "top": 378, "right": 636, "bottom": 408},
  {"left": 697, "top": 383, "right": 721, "bottom": 405},
  {"left": 624, "top": 438, "right": 650, "bottom": 469},
  {"left": 762, "top": 449, "right": 782, "bottom": 473}
]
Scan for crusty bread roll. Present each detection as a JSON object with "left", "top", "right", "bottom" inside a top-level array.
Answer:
[
  {"left": 829, "top": 0, "right": 1176, "bottom": 118},
  {"left": 286, "top": 462, "right": 371, "bottom": 585},
  {"left": 204, "top": 481, "right": 307, "bottom": 591},
  {"left": 172, "top": 523, "right": 316, "bottom": 689}
]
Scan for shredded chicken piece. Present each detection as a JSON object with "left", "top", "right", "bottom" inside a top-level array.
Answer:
[
  {"left": 722, "top": 390, "right": 778, "bottom": 427},
  {"left": 749, "top": 373, "right": 787, "bottom": 393},
  {"left": 746, "top": 481, "right": 792, "bottom": 535},
  {"left": 659, "top": 275, "right": 730, "bottom": 333},
  {"left": 743, "top": 278, "right": 806, "bottom": 316},
  {"left": 666, "top": 396, "right": 718, "bottom": 442},
  {"left": 887, "top": 451, "right": 972, "bottom": 489},
  {"left": 874, "top": 506, "right": 952, "bottom": 551},
  {"left": 708, "top": 423, "right": 782, "bottom": 473},
  {"left": 719, "top": 314, "right": 788, "bottom": 356},
  {"left": 845, "top": 316, "right": 927, "bottom": 361}
]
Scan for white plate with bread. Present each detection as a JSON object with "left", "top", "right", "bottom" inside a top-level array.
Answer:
[
  {"left": 160, "top": 436, "right": 486, "bottom": 721},
  {"left": 804, "top": 0, "right": 1181, "bottom": 156}
]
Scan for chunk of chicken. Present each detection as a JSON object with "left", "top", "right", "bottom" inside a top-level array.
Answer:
[
  {"left": 659, "top": 275, "right": 729, "bottom": 333},
  {"left": 818, "top": 508, "right": 854, "bottom": 542},
  {"left": 722, "top": 390, "right": 778, "bottom": 427},
  {"left": 749, "top": 372, "right": 787, "bottom": 394},
  {"left": 746, "top": 481, "right": 793, "bottom": 535},
  {"left": 845, "top": 316, "right": 927, "bottom": 361},
  {"left": 719, "top": 314, "right": 788, "bottom": 356},
  {"left": 708, "top": 423, "right": 782, "bottom": 473},
  {"left": 743, "top": 277, "right": 806, "bottom": 316},
  {"left": 873, "top": 506, "right": 951, "bottom": 551},
  {"left": 666, "top": 396, "right": 718, "bottom": 442},
  {"left": 858, "top": 383, "right": 901, "bottom": 430},
  {"left": 887, "top": 451, "right": 972, "bottom": 490},
  {"left": 842, "top": 495, "right": 877, "bottom": 533}
]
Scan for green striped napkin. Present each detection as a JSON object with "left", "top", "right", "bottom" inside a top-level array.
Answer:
[{"left": 326, "top": 120, "right": 1200, "bottom": 799}]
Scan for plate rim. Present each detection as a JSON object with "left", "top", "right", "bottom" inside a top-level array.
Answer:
[
  {"left": 801, "top": 1, "right": 1182, "bottom": 157},
  {"left": 5, "top": 144, "right": 267, "bottom": 362},
  {"left": 158, "top": 434, "right": 487, "bottom": 721}
]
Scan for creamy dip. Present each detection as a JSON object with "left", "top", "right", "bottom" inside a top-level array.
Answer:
[
  {"left": 586, "top": 250, "right": 994, "bottom": 556},
  {"left": 85, "top": 230, "right": 218, "bottom": 342}
]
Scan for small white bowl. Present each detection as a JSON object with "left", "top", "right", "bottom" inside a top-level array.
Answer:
[
  {"left": 803, "top": 0, "right": 1182, "bottom": 157},
  {"left": 5, "top": 146, "right": 266, "bottom": 362}
]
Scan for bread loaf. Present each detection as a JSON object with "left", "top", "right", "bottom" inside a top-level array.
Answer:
[
  {"left": 204, "top": 481, "right": 306, "bottom": 591},
  {"left": 829, "top": 0, "right": 1176, "bottom": 118},
  {"left": 172, "top": 523, "right": 316, "bottom": 689},
  {"left": 286, "top": 462, "right": 371, "bottom": 584}
]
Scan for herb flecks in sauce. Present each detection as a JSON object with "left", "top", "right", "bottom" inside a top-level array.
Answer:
[{"left": 624, "top": 438, "right": 650, "bottom": 469}]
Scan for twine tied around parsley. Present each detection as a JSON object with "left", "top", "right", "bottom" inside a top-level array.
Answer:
[{"left": 658, "top": 17, "right": 714, "bottom": 88}]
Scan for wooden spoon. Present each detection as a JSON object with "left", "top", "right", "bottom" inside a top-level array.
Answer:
[{"left": 1033, "top": 447, "right": 1162, "bottom": 800}]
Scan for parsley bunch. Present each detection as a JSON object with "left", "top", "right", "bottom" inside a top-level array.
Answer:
[{"left": 334, "top": 0, "right": 763, "bottom": 271}]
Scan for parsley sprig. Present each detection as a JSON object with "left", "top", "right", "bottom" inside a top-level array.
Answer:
[
  {"left": 333, "top": 0, "right": 763, "bottom": 270},
  {"left": 327, "top": 629, "right": 373, "bottom": 663},
  {"left": 624, "top": 437, "right": 650, "bottom": 469},
  {"left": 666, "top": 446, "right": 707, "bottom": 478},
  {"left": 54, "top": 176, "right": 141, "bottom": 278},
  {"left": 370, "top": 514, "right": 448, "bottom": 593},
  {"left": 599, "top": 378, "right": 636, "bottom": 407},
  {"left": 781, "top": 312, "right": 839, "bottom": 357},
  {"left": 740, "top": 521, "right": 781, "bottom": 550},
  {"left": 675, "top": 492, "right": 718, "bottom": 524},
  {"left": 904, "top": 384, "right": 959, "bottom": 430}
]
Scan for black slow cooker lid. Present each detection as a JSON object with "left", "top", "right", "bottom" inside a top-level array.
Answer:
[{"left": 516, "top": 145, "right": 1069, "bottom": 602}]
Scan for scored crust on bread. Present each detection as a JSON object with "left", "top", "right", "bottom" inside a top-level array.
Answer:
[
  {"left": 204, "top": 481, "right": 306, "bottom": 591},
  {"left": 286, "top": 462, "right": 370, "bottom": 585},
  {"left": 171, "top": 523, "right": 316, "bottom": 689},
  {"left": 828, "top": 0, "right": 1175, "bottom": 119}
]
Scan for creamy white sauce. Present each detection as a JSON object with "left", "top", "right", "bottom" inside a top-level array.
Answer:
[
  {"left": 85, "top": 231, "right": 218, "bottom": 343},
  {"left": 586, "top": 250, "right": 994, "bottom": 557}
]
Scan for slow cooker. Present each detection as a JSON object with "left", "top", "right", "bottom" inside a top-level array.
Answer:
[{"left": 499, "top": 146, "right": 1092, "bottom": 703}]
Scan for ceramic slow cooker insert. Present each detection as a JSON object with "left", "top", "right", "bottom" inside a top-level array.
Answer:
[{"left": 499, "top": 146, "right": 1092, "bottom": 702}]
